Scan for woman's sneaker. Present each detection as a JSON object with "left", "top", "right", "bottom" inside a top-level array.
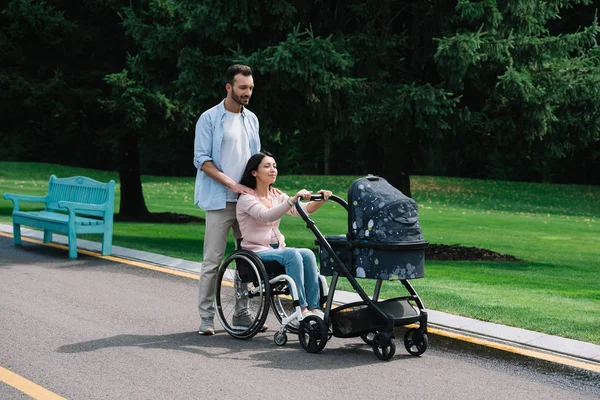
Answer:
[{"left": 311, "top": 309, "right": 325, "bottom": 319}]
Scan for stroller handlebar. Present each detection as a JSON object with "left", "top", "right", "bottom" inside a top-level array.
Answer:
[{"left": 294, "top": 194, "right": 348, "bottom": 210}]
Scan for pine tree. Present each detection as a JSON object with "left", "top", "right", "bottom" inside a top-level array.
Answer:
[{"left": 433, "top": 0, "right": 600, "bottom": 181}]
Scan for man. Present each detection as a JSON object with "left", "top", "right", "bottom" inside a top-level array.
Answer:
[{"left": 193, "top": 64, "right": 264, "bottom": 335}]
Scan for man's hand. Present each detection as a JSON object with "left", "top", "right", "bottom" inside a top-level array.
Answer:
[
  {"left": 201, "top": 161, "right": 255, "bottom": 195},
  {"left": 230, "top": 183, "right": 255, "bottom": 195},
  {"left": 269, "top": 186, "right": 283, "bottom": 196}
]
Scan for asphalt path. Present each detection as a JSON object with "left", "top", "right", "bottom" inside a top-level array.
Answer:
[{"left": 1, "top": 237, "right": 599, "bottom": 400}]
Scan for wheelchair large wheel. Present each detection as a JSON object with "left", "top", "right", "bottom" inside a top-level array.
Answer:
[
  {"left": 270, "top": 281, "right": 299, "bottom": 334},
  {"left": 216, "top": 251, "right": 270, "bottom": 340}
]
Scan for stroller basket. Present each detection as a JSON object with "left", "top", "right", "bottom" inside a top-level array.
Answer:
[
  {"left": 330, "top": 302, "right": 387, "bottom": 337},
  {"left": 330, "top": 297, "right": 421, "bottom": 337}
]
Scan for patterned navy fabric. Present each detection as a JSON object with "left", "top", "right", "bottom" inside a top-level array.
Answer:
[
  {"left": 348, "top": 176, "right": 423, "bottom": 242},
  {"left": 318, "top": 175, "right": 427, "bottom": 280},
  {"left": 319, "top": 238, "right": 425, "bottom": 280}
]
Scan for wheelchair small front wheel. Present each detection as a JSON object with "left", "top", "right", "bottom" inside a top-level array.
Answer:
[
  {"left": 298, "top": 315, "right": 328, "bottom": 354},
  {"left": 274, "top": 331, "right": 288, "bottom": 346}
]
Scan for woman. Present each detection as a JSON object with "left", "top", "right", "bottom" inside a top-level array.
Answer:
[{"left": 236, "top": 152, "right": 332, "bottom": 319}]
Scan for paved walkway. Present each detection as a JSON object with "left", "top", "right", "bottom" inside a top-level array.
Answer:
[{"left": 1, "top": 223, "right": 599, "bottom": 365}]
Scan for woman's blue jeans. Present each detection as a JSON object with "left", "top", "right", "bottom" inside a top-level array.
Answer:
[{"left": 258, "top": 247, "right": 320, "bottom": 310}]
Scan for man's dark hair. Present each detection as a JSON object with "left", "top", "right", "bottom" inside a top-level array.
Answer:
[
  {"left": 226, "top": 64, "right": 253, "bottom": 85},
  {"left": 240, "top": 151, "right": 274, "bottom": 190}
]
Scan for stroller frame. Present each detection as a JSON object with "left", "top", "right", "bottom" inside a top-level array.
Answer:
[{"left": 296, "top": 193, "right": 429, "bottom": 360}]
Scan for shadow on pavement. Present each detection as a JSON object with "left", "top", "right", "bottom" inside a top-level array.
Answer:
[{"left": 55, "top": 330, "right": 417, "bottom": 370}]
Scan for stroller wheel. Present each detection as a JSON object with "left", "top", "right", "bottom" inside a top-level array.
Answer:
[
  {"left": 298, "top": 315, "right": 328, "bottom": 354},
  {"left": 372, "top": 333, "right": 396, "bottom": 361},
  {"left": 404, "top": 328, "right": 428, "bottom": 356},
  {"left": 360, "top": 332, "right": 377, "bottom": 345}
]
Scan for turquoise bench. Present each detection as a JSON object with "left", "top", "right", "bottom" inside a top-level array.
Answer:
[{"left": 3, "top": 175, "right": 115, "bottom": 259}]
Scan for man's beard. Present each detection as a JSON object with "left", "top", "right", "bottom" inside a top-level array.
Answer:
[{"left": 231, "top": 91, "right": 250, "bottom": 106}]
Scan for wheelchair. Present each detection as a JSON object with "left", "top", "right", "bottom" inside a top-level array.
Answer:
[{"left": 215, "top": 248, "right": 329, "bottom": 346}]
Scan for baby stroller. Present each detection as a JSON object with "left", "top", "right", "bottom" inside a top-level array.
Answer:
[
  {"left": 308, "top": 175, "right": 430, "bottom": 360},
  {"left": 215, "top": 175, "right": 428, "bottom": 361}
]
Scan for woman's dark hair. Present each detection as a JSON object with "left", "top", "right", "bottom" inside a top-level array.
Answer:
[{"left": 240, "top": 151, "right": 274, "bottom": 190}]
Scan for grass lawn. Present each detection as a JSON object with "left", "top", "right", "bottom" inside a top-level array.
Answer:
[{"left": 1, "top": 162, "right": 599, "bottom": 344}]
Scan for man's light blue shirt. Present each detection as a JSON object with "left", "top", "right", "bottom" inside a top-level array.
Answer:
[{"left": 193, "top": 99, "right": 260, "bottom": 211}]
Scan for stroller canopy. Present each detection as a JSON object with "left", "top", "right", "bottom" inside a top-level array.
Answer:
[{"left": 348, "top": 176, "right": 424, "bottom": 243}]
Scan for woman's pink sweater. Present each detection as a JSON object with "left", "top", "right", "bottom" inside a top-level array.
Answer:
[{"left": 236, "top": 193, "right": 310, "bottom": 253}]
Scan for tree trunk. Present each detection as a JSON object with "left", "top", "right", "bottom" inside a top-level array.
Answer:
[
  {"left": 379, "top": 133, "right": 412, "bottom": 198},
  {"left": 323, "top": 131, "right": 331, "bottom": 175},
  {"left": 380, "top": 153, "right": 412, "bottom": 198},
  {"left": 117, "top": 133, "right": 150, "bottom": 219},
  {"left": 385, "top": 169, "right": 411, "bottom": 198}
]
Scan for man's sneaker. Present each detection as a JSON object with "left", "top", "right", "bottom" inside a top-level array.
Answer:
[
  {"left": 311, "top": 309, "right": 325, "bottom": 319},
  {"left": 199, "top": 317, "right": 215, "bottom": 336},
  {"left": 231, "top": 312, "right": 268, "bottom": 332}
]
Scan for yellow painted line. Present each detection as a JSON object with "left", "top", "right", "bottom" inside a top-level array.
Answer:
[
  {"left": 420, "top": 326, "right": 600, "bottom": 374},
  {"left": 0, "top": 366, "right": 66, "bottom": 400},
  {"left": 0, "top": 232, "right": 198, "bottom": 280},
  {"left": 3, "top": 231, "right": 600, "bottom": 374}
]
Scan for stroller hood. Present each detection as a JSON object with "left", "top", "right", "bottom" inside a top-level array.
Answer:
[{"left": 348, "top": 175, "right": 424, "bottom": 243}]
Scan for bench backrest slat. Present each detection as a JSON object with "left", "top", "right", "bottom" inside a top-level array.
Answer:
[{"left": 46, "top": 175, "right": 115, "bottom": 218}]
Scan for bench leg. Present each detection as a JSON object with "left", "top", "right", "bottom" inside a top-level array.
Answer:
[
  {"left": 13, "top": 223, "right": 21, "bottom": 245},
  {"left": 101, "top": 232, "right": 112, "bottom": 256},
  {"left": 43, "top": 230, "right": 53, "bottom": 243},
  {"left": 68, "top": 230, "right": 78, "bottom": 259}
]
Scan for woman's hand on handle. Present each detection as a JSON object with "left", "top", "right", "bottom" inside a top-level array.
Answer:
[
  {"left": 292, "top": 189, "right": 313, "bottom": 203},
  {"left": 305, "top": 189, "right": 332, "bottom": 214},
  {"left": 316, "top": 189, "right": 332, "bottom": 201}
]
